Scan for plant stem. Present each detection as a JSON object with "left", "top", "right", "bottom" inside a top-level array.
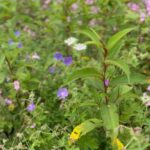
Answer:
[
  {"left": 5, "top": 56, "right": 14, "bottom": 79},
  {"left": 101, "top": 41, "right": 109, "bottom": 104}
]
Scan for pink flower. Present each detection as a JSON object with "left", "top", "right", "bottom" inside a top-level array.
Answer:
[
  {"left": 5, "top": 98, "right": 12, "bottom": 105},
  {"left": 143, "top": 0, "right": 150, "bottom": 15},
  {"left": 104, "top": 79, "right": 109, "bottom": 87},
  {"left": 85, "top": 0, "right": 94, "bottom": 5},
  {"left": 90, "top": 6, "right": 100, "bottom": 14},
  {"left": 71, "top": 3, "right": 78, "bottom": 11},
  {"left": 0, "top": 90, "right": 2, "bottom": 96},
  {"left": 128, "top": 3, "right": 139, "bottom": 12},
  {"left": 13, "top": 80, "right": 20, "bottom": 91},
  {"left": 145, "top": 101, "right": 150, "bottom": 106},
  {"left": 30, "top": 123, "right": 36, "bottom": 128},
  {"left": 89, "top": 19, "right": 97, "bottom": 27},
  {"left": 147, "top": 85, "right": 150, "bottom": 91},
  {"left": 57, "top": 0, "right": 63, "bottom": 3},
  {"left": 44, "top": 0, "right": 51, "bottom": 5}
]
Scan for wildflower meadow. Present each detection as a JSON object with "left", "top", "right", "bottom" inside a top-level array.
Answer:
[{"left": 0, "top": 0, "right": 150, "bottom": 150}]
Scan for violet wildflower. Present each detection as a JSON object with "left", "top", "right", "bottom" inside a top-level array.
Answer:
[
  {"left": 13, "top": 80, "right": 20, "bottom": 91},
  {"left": 104, "top": 79, "right": 109, "bottom": 87},
  {"left": 8, "top": 39, "right": 14, "bottom": 46},
  {"left": 85, "top": 0, "right": 94, "bottom": 5},
  {"left": 140, "top": 12, "right": 146, "bottom": 22},
  {"left": 63, "top": 56, "right": 73, "bottom": 66},
  {"left": 54, "top": 52, "right": 63, "bottom": 60},
  {"left": 14, "top": 30, "right": 20, "bottom": 37},
  {"left": 49, "top": 67, "right": 55, "bottom": 74},
  {"left": 18, "top": 42, "right": 22, "bottom": 48},
  {"left": 57, "top": 88, "right": 68, "bottom": 100},
  {"left": 27, "top": 103, "right": 35, "bottom": 112},
  {"left": 127, "top": 3, "right": 139, "bottom": 12}
]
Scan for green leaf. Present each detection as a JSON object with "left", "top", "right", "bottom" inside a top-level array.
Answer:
[
  {"left": 66, "top": 67, "right": 100, "bottom": 83},
  {"left": 118, "top": 85, "right": 132, "bottom": 95},
  {"left": 75, "top": 119, "right": 102, "bottom": 137},
  {"left": 0, "top": 54, "right": 5, "bottom": 69},
  {"left": 77, "top": 28, "right": 102, "bottom": 48},
  {"left": 107, "top": 28, "right": 134, "bottom": 50},
  {"left": 79, "top": 102, "right": 98, "bottom": 107},
  {"left": 108, "top": 41, "right": 124, "bottom": 59},
  {"left": 101, "top": 104, "right": 119, "bottom": 134},
  {"left": 111, "top": 72, "right": 148, "bottom": 86},
  {"left": 106, "top": 59, "right": 130, "bottom": 82},
  {"left": 0, "top": 71, "right": 6, "bottom": 84}
]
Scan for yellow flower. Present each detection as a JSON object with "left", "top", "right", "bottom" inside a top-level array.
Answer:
[
  {"left": 69, "top": 125, "right": 82, "bottom": 144},
  {"left": 113, "top": 138, "right": 125, "bottom": 150},
  {"left": 8, "top": 103, "right": 15, "bottom": 111}
]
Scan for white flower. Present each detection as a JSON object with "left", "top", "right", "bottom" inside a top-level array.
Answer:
[
  {"left": 73, "top": 43, "right": 87, "bottom": 51},
  {"left": 141, "top": 92, "right": 150, "bottom": 104},
  {"left": 64, "top": 37, "right": 78, "bottom": 46},
  {"left": 32, "top": 53, "right": 40, "bottom": 60}
]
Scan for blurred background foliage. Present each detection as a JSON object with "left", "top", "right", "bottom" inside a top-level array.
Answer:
[{"left": 0, "top": 0, "right": 150, "bottom": 149}]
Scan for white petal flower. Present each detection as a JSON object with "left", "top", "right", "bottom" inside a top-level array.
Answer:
[
  {"left": 141, "top": 92, "right": 150, "bottom": 103},
  {"left": 73, "top": 43, "right": 87, "bottom": 51},
  {"left": 64, "top": 37, "right": 78, "bottom": 46},
  {"left": 32, "top": 53, "right": 40, "bottom": 60}
]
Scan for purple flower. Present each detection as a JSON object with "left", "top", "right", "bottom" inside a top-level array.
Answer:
[
  {"left": 27, "top": 103, "right": 35, "bottom": 112},
  {"left": 63, "top": 56, "right": 73, "bottom": 66},
  {"left": 8, "top": 39, "right": 14, "bottom": 45},
  {"left": 5, "top": 98, "right": 12, "bottom": 105},
  {"left": 140, "top": 12, "right": 146, "bottom": 22},
  {"left": 85, "top": 0, "right": 94, "bottom": 5},
  {"left": 18, "top": 42, "right": 22, "bottom": 48},
  {"left": 104, "top": 79, "right": 109, "bottom": 87},
  {"left": 57, "top": 88, "right": 68, "bottom": 100},
  {"left": 54, "top": 52, "right": 63, "bottom": 60},
  {"left": 14, "top": 30, "right": 20, "bottom": 37},
  {"left": 49, "top": 67, "right": 55, "bottom": 74}
]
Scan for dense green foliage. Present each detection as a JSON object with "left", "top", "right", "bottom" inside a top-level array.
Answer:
[{"left": 0, "top": 0, "right": 150, "bottom": 149}]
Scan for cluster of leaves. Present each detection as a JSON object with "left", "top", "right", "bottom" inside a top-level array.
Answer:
[{"left": 0, "top": 0, "right": 150, "bottom": 150}]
